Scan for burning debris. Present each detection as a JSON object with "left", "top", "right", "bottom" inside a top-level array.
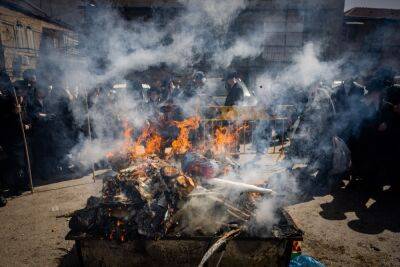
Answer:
[
  {"left": 69, "top": 152, "right": 278, "bottom": 239},
  {"left": 68, "top": 91, "right": 294, "bottom": 256},
  {"left": 67, "top": 151, "right": 302, "bottom": 266},
  {"left": 70, "top": 156, "right": 196, "bottom": 240}
]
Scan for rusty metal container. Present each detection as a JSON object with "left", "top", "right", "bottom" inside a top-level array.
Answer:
[{"left": 67, "top": 210, "right": 302, "bottom": 267}]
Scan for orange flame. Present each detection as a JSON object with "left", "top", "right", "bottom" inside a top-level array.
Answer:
[
  {"left": 145, "top": 132, "right": 163, "bottom": 154},
  {"left": 212, "top": 124, "right": 248, "bottom": 155},
  {"left": 171, "top": 116, "right": 200, "bottom": 155},
  {"left": 110, "top": 121, "right": 163, "bottom": 160},
  {"left": 132, "top": 125, "right": 163, "bottom": 158},
  {"left": 213, "top": 126, "right": 236, "bottom": 154}
]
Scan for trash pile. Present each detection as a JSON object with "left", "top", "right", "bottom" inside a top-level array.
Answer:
[{"left": 68, "top": 154, "right": 276, "bottom": 241}]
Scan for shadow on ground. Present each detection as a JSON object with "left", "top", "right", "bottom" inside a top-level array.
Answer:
[
  {"left": 58, "top": 244, "right": 81, "bottom": 267},
  {"left": 319, "top": 184, "right": 400, "bottom": 235},
  {"left": 290, "top": 166, "right": 400, "bottom": 235},
  {"left": 33, "top": 168, "right": 115, "bottom": 187}
]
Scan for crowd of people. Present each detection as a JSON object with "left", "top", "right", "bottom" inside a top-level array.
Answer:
[
  {"left": 0, "top": 66, "right": 399, "bottom": 207},
  {"left": 290, "top": 68, "right": 400, "bottom": 193},
  {"left": 0, "top": 69, "right": 78, "bottom": 203},
  {"left": 0, "top": 69, "right": 214, "bottom": 205}
]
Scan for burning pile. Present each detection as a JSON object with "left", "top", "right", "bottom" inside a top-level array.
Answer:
[
  {"left": 69, "top": 153, "right": 277, "bottom": 241},
  {"left": 69, "top": 112, "right": 279, "bottom": 243},
  {"left": 70, "top": 156, "right": 197, "bottom": 240}
]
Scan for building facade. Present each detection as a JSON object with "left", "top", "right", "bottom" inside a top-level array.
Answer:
[
  {"left": 0, "top": 1, "right": 78, "bottom": 80},
  {"left": 82, "top": 0, "right": 345, "bottom": 83},
  {"left": 344, "top": 7, "right": 400, "bottom": 73}
]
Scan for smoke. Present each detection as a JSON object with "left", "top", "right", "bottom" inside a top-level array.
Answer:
[
  {"left": 255, "top": 43, "right": 342, "bottom": 106},
  {"left": 213, "top": 30, "right": 267, "bottom": 68},
  {"left": 66, "top": 2, "right": 329, "bottom": 231},
  {"left": 62, "top": 0, "right": 257, "bottom": 169},
  {"left": 288, "top": 43, "right": 342, "bottom": 88},
  {"left": 183, "top": 0, "right": 247, "bottom": 27},
  {"left": 37, "top": 0, "right": 384, "bottom": 233}
]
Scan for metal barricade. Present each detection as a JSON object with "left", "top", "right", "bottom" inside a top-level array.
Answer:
[{"left": 198, "top": 106, "right": 287, "bottom": 157}]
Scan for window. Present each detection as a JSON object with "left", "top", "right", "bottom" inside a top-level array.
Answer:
[
  {"left": 286, "top": 22, "right": 304, "bottom": 32},
  {"left": 263, "top": 46, "right": 286, "bottom": 61},
  {"left": 286, "top": 32, "right": 303, "bottom": 46},
  {"left": 15, "top": 23, "right": 27, "bottom": 48},
  {"left": 26, "top": 27, "right": 35, "bottom": 49},
  {"left": 63, "top": 32, "right": 79, "bottom": 55},
  {"left": 265, "top": 33, "right": 285, "bottom": 46}
]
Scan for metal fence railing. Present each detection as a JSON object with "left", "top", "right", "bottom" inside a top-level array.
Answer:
[{"left": 198, "top": 106, "right": 287, "bottom": 157}]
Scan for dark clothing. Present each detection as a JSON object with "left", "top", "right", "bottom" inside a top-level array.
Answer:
[
  {"left": 28, "top": 97, "right": 54, "bottom": 179},
  {"left": 161, "top": 88, "right": 181, "bottom": 103},
  {"left": 379, "top": 85, "right": 400, "bottom": 183},
  {"left": 0, "top": 73, "right": 31, "bottom": 193},
  {"left": 0, "top": 71, "right": 14, "bottom": 94},
  {"left": 350, "top": 101, "right": 382, "bottom": 178},
  {"left": 289, "top": 86, "right": 336, "bottom": 180},
  {"left": 332, "top": 81, "right": 365, "bottom": 142},
  {"left": 47, "top": 89, "right": 76, "bottom": 169},
  {"left": 182, "top": 81, "right": 201, "bottom": 99},
  {"left": 224, "top": 82, "right": 244, "bottom": 106},
  {"left": 350, "top": 83, "right": 400, "bottom": 186}
]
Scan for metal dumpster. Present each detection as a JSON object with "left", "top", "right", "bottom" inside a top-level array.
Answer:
[{"left": 67, "top": 209, "right": 302, "bottom": 267}]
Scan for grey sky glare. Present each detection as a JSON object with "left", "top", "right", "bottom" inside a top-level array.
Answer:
[{"left": 345, "top": 0, "right": 400, "bottom": 11}]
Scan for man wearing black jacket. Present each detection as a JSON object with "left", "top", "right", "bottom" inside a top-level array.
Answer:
[
  {"left": 224, "top": 71, "right": 244, "bottom": 107},
  {"left": 0, "top": 70, "right": 31, "bottom": 196}
]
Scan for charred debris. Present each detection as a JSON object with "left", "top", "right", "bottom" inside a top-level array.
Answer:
[{"left": 68, "top": 151, "right": 299, "bottom": 243}]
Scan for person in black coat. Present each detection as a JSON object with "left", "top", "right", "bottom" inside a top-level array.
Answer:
[
  {"left": 349, "top": 71, "right": 394, "bottom": 189},
  {"left": 224, "top": 71, "right": 244, "bottom": 107},
  {"left": 379, "top": 83, "right": 400, "bottom": 188},
  {"left": 1, "top": 70, "right": 32, "bottom": 195},
  {"left": 28, "top": 87, "right": 55, "bottom": 180}
]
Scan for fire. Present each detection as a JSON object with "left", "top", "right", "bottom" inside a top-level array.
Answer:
[
  {"left": 107, "top": 116, "right": 249, "bottom": 162},
  {"left": 213, "top": 126, "right": 236, "bottom": 154},
  {"left": 108, "top": 219, "right": 126, "bottom": 242},
  {"left": 213, "top": 124, "right": 249, "bottom": 155},
  {"left": 145, "top": 132, "right": 163, "bottom": 154},
  {"left": 122, "top": 121, "right": 134, "bottom": 148},
  {"left": 131, "top": 125, "right": 163, "bottom": 158},
  {"left": 171, "top": 116, "right": 200, "bottom": 155},
  {"left": 116, "top": 121, "right": 163, "bottom": 160}
]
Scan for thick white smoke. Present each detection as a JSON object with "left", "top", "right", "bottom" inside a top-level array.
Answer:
[
  {"left": 255, "top": 43, "right": 342, "bottom": 105},
  {"left": 66, "top": 0, "right": 258, "bottom": 168},
  {"left": 56, "top": 0, "right": 356, "bottom": 232}
]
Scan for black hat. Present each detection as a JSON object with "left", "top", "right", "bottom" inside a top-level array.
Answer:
[
  {"left": 223, "top": 71, "right": 239, "bottom": 81},
  {"left": 193, "top": 71, "right": 205, "bottom": 81}
]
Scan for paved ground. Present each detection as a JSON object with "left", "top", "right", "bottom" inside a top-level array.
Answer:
[
  {"left": 0, "top": 172, "right": 103, "bottom": 267},
  {"left": 0, "top": 168, "right": 399, "bottom": 266},
  {"left": 287, "top": 187, "right": 400, "bottom": 266}
]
